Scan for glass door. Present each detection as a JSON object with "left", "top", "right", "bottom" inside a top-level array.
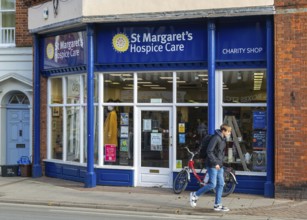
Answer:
[{"left": 138, "top": 107, "right": 172, "bottom": 187}]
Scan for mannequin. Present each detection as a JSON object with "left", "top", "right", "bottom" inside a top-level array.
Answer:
[{"left": 104, "top": 106, "right": 118, "bottom": 146}]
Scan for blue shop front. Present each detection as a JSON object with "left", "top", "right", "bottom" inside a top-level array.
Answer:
[{"left": 33, "top": 16, "right": 274, "bottom": 196}]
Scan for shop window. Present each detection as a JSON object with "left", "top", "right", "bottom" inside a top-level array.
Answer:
[
  {"left": 176, "top": 106, "right": 208, "bottom": 170},
  {"left": 223, "top": 107, "right": 267, "bottom": 173},
  {"left": 104, "top": 73, "right": 133, "bottom": 103},
  {"left": 221, "top": 70, "right": 267, "bottom": 173},
  {"left": 137, "top": 72, "right": 173, "bottom": 103},
  {"left": 66, "top": 106, "right": 81, "bottom": 162},
  {"left": 50, "top": 78, "right": 62, "bottom": 104},
  {"left": 67, "top": 75, "right": 81, "bottom": 104},
  {"left": 49, "top": 74, "right": 87, "bottom": 163},
  {"left": 50, "top": 77, "right": 63, "bottom": 160},
  {"left": 223, "top": 71, "right": 266, "bottom": 103},
  {"left": 103, "top": 106, "right": 134, "bottom": 166},
  {"left": 177, "top": 71, "right": 208, "bottom": 103},
  {"left": 51, "top": 107, "right": 63, "bottom": 159}
]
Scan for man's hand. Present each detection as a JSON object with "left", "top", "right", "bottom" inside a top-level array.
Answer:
[{"left": 215, "top": 164, "right": 220, "bottom": 170}]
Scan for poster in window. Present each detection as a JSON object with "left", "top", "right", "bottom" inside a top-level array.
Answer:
[
  {"left": 120, "top": 139, "right": 128, "bottom": 152},
  {"left": 105, "top": 144, "right": 116, "bottom": 162},
  {"left": 120, "top": 126, "right": 129, "bottom": 138},
  {"left": 176, "top": 160, "right": 182, "bottom": 169},
  {"left": 150, "top": 133, "right": 162, "bottom": 151},
  {"left": 120, "top": 113, "right": 129, "bottom": 125},
  {"left": 253, "top": 111, "right": 266, "bottom": 129},
  {"left": 143, "top": 119, "right": 152, "bottom": 131},
  {"left": 178, "top": 123, "right": 185, "bottom": 133},
  {"left": 252, "top": 151, "right": 266, "bottom": 172},
  {"left": 252, "top": 130, "right": 266, "bottom": 148},
  {"left": 179, "top": 134, "right": 185, "bottom": 144},
  {"left": 119, "top": 151, "right": 129, "bottom": 165}
]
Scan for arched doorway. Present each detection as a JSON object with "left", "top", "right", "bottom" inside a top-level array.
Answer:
[{"left": 6, "top": 93, "right": 30, "bottom": 165}]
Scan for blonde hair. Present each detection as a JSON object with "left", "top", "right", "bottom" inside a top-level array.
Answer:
[{"left": 220, "top": 123, "right": 232, "bottom": 132}]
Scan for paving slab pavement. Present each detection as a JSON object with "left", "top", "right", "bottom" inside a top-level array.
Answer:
[{"left": 0, "top": 176, "right": 306, "bottom": 219}]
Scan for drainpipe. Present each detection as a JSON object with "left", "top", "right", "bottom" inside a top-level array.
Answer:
[
  {"left": 264, "top": 17, "right": 275, "bottom": 198},
  {"left": 85, "top": 24, "right": 96, "bottom": 188},
  {"left": 32, "top": 33, "right": 42, "bottom": 177},
  {"left": 208, "top": 20, "right": 216, "bottom": 135}
]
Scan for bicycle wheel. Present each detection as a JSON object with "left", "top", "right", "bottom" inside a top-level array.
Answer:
[
  {"left": 222, "top": 170, "right": 236, "bottom": 197},
  {"left": 173, "top": 170, "right": 189, "bottom": 194}
]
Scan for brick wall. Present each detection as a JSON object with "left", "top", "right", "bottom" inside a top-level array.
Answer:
[
  {"left": 16, "top": 0, "right": 32, "bottom": 46},
  {"left": 275, "top": 0, "right": 307, "bottom": 7},
  {"left": 275, "top": 3, "right": 307, "bottom": 200}
]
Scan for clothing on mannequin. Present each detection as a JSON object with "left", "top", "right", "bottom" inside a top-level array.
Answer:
[{"left": 104, "top": 106, "right": 118, "bottom": 146}]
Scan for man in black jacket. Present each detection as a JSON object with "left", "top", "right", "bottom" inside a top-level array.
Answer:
[{"left": 189, "top": 123, "right": 232, "bottom": 211}]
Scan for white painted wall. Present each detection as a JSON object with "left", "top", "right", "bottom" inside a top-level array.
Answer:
[
  {"left": 28, "top": 0, "right": 274, "bottom": 32},
  {"left": 83, "top": 0, "right": 274, "bottom": 16},
  {"left": 0, "top": 47, "right": 33, "bottom": 167},
  {"left": 0, "top": 47, "right": 33, "bottom": 80},
  {"left": 28, "top": 0, "right": 83, "bottom": 32}
]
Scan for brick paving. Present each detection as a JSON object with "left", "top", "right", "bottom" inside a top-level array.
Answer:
[{"left": 231, "top": 201, "right": 307, "bottom": 219}]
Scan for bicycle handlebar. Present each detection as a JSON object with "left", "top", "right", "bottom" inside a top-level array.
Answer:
[{"left": 184, "top": 146, "right": 198, "bottom": 159}]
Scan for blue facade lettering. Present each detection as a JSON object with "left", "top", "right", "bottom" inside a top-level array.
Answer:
[
  {"left": 97, "top": 24, "right": 207, "bottom": 64},
  {"left": 222, "top": 47, "right": 263, "bottom": 55},
  {"left": 216, "top": 20, "right": 266, "bottom": 61}
]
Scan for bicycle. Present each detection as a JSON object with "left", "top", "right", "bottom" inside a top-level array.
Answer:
[{"left": 173, "top": 146, "right": 237, "bottom": 197}]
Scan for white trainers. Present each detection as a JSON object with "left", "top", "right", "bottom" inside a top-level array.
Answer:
[
  {"left": 214, "top": 204, "right": 230, "bottom": 212},
  {"left": 189, "top": 192, "right": 198, "bottom": 208}
]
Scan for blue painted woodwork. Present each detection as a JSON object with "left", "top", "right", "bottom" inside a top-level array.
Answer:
[
  {"left": 96, "top": 169, "right": 133, "bottom": 186},
  {"left": 45, "top": 161, "right": 133, "bottom": 186},
  {"left": 85, "top": 24, "right": 96, "bottom": 188},
  {"left": 207, "top": 20, "right": 216, "bottom": 135},
  {"left": 264, "top": 17, "right": 275, "bottom": 198},
  {"left": 173, "top": 172, "right": 265, "bottom": 195},
  {"left": 33, "top": 34, "right": 42, "bottom": 177}
]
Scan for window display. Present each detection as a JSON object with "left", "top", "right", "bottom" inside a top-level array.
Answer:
[
  {"left": 176, "top": 106, "right": 208, "bottom": 169},
  {"left": 47, "top": 70, "right": 267, "bottom": 174},
  {"left": 104, "top": 106, "right": 134, "bottom": 166},
  {"left": 222, "top": 70, "right": 267, "bottom": 173},
  {"left": 223, "top": 107, "right": 267, "bottom": 172}
]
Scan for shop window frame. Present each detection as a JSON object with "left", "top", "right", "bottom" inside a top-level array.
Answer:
[{"left": 216, "top": 69, "right": 267, "bottom": 176}]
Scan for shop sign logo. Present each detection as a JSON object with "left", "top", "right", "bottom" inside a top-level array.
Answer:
[
  {"left": 112, "top": 33, "right": 130, "bottom": 53},
  {"left": 111, "top": 31, "right": 194, "bottom": 55},
  {"left": 46, "top": 43, "right": 55, "bottom": 59}
]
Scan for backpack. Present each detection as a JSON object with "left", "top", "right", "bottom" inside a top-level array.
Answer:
[{"left": 198, "top": 134, "right": 214, "bottom": 159}]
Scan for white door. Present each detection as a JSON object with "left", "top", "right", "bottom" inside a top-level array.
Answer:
[{"left": 137, "top": 107, "right": 173, "bottom": 187}]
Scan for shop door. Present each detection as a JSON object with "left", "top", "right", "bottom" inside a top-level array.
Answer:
[{"left": 138, "top": 107, "right": 172, "bottom": 187}]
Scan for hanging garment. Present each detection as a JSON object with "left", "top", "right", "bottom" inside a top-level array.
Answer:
[{"left": 104, "top": 110, "right": 118, "bottom": 146}]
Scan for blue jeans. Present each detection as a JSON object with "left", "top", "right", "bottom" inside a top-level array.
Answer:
[{"left": 195, "top": 167, "right": 225, "bottom": 205}]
